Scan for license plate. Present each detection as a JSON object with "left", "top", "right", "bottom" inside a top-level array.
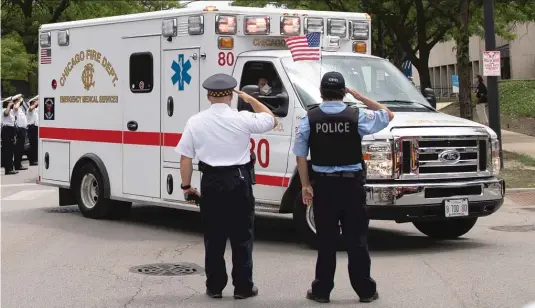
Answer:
[{"left": 444, "top": 199, "right": 469, "bottom": 217}]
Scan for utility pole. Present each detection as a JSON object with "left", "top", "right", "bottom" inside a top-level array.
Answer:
[{"left": 483, "top": 0, "right": 504, "bottom": 168}]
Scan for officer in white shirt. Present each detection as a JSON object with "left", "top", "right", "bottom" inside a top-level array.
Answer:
[
  {"left": 176, "top": 73, "right": 278, "bottom": 300},
  {"left": 13, "top": 94, "right": 28, "bottom": 170},
  {"left": 2, "top": 96, "right": 18, "bottom": 174},
  {"left": 26, "top": 95, "right": 39, "bottom": 166}
]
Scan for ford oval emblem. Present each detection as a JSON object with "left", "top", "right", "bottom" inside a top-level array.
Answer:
[{"left": 438, "top": 150, "right": 461, "bottom": 164}]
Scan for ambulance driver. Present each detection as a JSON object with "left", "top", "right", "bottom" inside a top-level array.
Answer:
[
  {"left": 258, "top": 77, "right": 272, "bottom": 96},
  {"left": 175, "top": 73, "right": 278, "bottom": 299}
]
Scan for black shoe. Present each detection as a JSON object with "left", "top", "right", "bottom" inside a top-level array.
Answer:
[
  {"left": 5, "top": 170, "right": 18, "bottom": 175},
  {"left": 234, "top": 286, "right": 258, "bottom": 299},
  {"left": 306, "top": 289, "right": 330, "bottom": 303},
  {"left": 206, "top": 289, "right": 222, "bottom": 299},
  {"left": 359, "top": 291, "right": 379, "bottom": 303},
  {"left": 15, "top": 166, "right": 28, "bottom": 170},
  {"left": 29, "top": 162, "right": 38, "bottom": 166}
]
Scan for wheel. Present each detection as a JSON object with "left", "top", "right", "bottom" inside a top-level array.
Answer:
[
  {"left": 413, "top": 218, "right": 478, "bottom": 239},
  {"left": 74, "top": 163, "right": 131, "bottom": 219},
  {"left": 293, "top": 191, "right": 343, "bottom": 250}
]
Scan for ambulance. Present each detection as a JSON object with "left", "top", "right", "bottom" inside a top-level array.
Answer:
[{"left": 37, "top": 5, "right": 505, "bottom": 248}]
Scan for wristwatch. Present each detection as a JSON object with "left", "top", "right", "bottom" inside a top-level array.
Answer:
[{"left": 180, "top": 183, "right": 191, "bottom": 190}]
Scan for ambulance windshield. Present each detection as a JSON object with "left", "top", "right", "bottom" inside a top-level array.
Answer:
[{"left": 281, "top": 56, "right": 431, "bottom": 110}]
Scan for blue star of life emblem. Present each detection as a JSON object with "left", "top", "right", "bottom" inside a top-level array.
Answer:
[{"left": 171, "top": 54, "right": 192, "bottom": 91}]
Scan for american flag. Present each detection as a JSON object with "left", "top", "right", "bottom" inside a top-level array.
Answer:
[
  {"left": 284, "top": 32, "right": 321, "bottom": 61},
  {"left": 41, "top": 48, "right": 52, "bottom": 64}
]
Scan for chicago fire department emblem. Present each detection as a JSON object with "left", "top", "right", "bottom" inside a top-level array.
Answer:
[{"left": 81, "top": 63, "right": 96, "bottom": 91}]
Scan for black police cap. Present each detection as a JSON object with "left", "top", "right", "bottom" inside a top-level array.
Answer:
[
  {"left": 202, "top": 73, "right": 238, "bottom": 97},
  {"left": 320, "top": 71, "right": 345, "bottom": 90}
]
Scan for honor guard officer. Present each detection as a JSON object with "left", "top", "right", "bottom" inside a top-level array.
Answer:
[
  {"left": 13, "top": 94, "right": 28, "bottom": 170},
  {"left": 2, "top": 96, "right": 18, "bottom": 174},
  {"left": 293, "top": 72, "right": 394, "bottom": 304},
  {"left": 175, "top": 73, "right": 278, "bottom": 300},
  {"left": 26, "top": 95, "right": 39, "bottom": 166}
]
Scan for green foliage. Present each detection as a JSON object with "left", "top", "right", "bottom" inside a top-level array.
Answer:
[
  {"left": 0, "top": 34, "right": 30, "bottom": 80},
  {"left": 499, "top": 80, "right": 535, "bottom": 118}
]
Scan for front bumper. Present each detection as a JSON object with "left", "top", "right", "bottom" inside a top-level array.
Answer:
[{"left": 365, "top": 177, "right": 505, "bottom": 222}]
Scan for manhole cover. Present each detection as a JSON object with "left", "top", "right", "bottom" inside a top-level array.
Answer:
[
  {"left": 45, "top": 207, "right": 80, "bottom": 213},
  {"left": 490, "top": 225, "right": 535, "bottom": 232},
  {"left": 129, "top": 263, "right": 204, "bottom": 276}
]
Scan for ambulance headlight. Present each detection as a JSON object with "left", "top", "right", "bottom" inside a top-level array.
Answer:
[
  {"left": 57, "top": 30, "right": 69, "bottom": 46},
  {"left": 244, "top": 16, "right": 270, "bottom": 35},
  {"left": 216, "top": 15, "right": 237, "bottom": 34},
  {"left": 162, "top": 18, "right": 177, "bottom": 37},
  {"left": 281, "top": 16, "right": 300, "bottom": 35},
  {"left": 40, "top": 32, "right": 51, "bottom": 47},
  {"left": 188, "top": 16, "right": 204, "bottom": 35},
  {"left": 304, "top": 17, "right": 323, "bottom": 34},
  {"left": 350, "top": 21, "right": 369, "bottom": 40},
  {"left": 362, "top": 141, "right": 394, "bottom": 179},
  {"left": 327, "top": 19, "right": 346, "bottom": 38}
]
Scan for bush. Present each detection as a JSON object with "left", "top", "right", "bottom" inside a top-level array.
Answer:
[{"left": 499, "top": 80, "right": 535, "bottom": 118}]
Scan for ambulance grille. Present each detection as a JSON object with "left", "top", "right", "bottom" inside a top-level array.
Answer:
[{"left": 400, "top": 136, "right": 490, "bottom": 180}]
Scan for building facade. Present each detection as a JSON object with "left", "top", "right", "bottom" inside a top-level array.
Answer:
[{"left": 411, "top": 22, "right": 535, "bottom": 97}]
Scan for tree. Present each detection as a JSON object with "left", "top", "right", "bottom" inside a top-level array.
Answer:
[
  {"left": 1, "top": 34, "right": 30, "bottom": 81},
  {"left": 1, "top": 0, "right": 182, "bottom": 95}
]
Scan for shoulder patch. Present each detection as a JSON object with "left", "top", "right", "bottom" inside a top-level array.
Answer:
[{"left": 364, "top": 110, "right": 376, "bottom": 120}]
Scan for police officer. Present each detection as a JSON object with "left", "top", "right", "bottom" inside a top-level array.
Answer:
[
  {"left": 26, "top": 95, "right": 39, "bottom": 166},
  {"left": 13, "top": 94, "right": 28, "bottom": 170},
  {"left": 2, "top": 96, "right": 18, "bottom": 175},
  {"left": 293, "top": 71, "right": 394, "bottom": 303},
  {"left": 175, "top": 73, "right": 278, "bottom": 299}
]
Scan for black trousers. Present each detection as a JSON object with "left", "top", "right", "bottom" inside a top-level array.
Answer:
[
  {"left": 14, "top": 127, "right": 27, "bottom": 168},
  {"left": 311, "top": 173, "right": 377, "bottom": 299},
  {"left": 2, "top": 126, "right": 16, "bottom": 172},
  {"left": 199, "top": 164, "right": 255, "bottom": 293},
  {"left": 28, "top": 125, "right": 38, "bottom": 163}
]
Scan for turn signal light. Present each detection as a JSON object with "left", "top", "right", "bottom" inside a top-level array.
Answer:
[
  {"left": 218, "top": 36, "right": 234, "bottom": 49},
  {"left": 203, "top": 6, "right": 218, "bottom": 11}
]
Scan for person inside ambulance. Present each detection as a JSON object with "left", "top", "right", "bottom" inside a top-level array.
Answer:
[{"left": 258, "top": 77, "right": 273, "bottom": 96}]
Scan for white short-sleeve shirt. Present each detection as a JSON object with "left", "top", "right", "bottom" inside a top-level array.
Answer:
[
  {"left": 15, "top": 108, "right": 27, "bottom": 128},
  {"left": 27, "top": 106, "right": 39, "bottom": 126},
  {"left": 175, "top": 103, "right": 275, "bottom": 166},
  {"left": 2, "top": 109, "right": 15, "bottom": 127}
]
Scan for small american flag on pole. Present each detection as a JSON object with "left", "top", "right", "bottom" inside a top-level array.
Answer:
[
  {"left": 41, "top": 48, "right": 52, "bottom": 64},
  {"left": 284, "top": 32, "right": 321, "bottom": 61}
]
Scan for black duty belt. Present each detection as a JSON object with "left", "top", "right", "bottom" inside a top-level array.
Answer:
[
  {"left": 318, "top": 171, "right": 362, "bottom": 178},
  {"left": 198, "top": 161, "right": 248, "bottom": 172}
]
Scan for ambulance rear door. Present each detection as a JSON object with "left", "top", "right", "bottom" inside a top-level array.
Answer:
[{"left": 121, "top": 36, "right": 161, "bottom": 198}]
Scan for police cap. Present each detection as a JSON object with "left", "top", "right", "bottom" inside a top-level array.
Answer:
[
  {"left": 12, "top": 94, "right": 22, "bottom": 101},
  {"left": 320, "top": 71, "right": 345, "bottom": 90},
  {"left": 1, "top": 96, "right": 12, "bottom": 104},
  {"left": 202, "top": 73, "right": 237, "bottom": 97},
  {"left": 29, "top": 95, "right": 39, "bottom": 103}
]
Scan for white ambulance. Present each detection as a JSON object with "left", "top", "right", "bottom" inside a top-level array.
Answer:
[{"left": 38, "top": 5, "right": 504, "bottom": 248}]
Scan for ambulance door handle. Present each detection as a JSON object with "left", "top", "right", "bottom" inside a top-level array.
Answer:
[
  {"left": 127, "top": 121, "right": 138, "bottom": 131},
  {"left": 200, "top": 52, "right": 206, "bottom": 60},
  {"left": 191, "top": 53, "right": 198, "bottom": 60}
]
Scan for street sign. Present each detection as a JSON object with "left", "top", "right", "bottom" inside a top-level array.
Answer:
[
  {"left": 482, "top": 51, "right": 501, "bottom": 76},
  {"left": 452, "top": 75, "right": 459, "bottom": 93}
]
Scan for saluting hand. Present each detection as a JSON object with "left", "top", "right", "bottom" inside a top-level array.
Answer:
[
  {"left": 233, "top": 89, "right": 255, "bottom": 104},
  {"left": 302, "top": 185, "right": 314, "bottom": 207},
  {"left": 345, "top": 87, "right": 364, "bottom": 100}
]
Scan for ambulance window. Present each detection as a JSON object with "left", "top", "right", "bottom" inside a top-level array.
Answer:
[
  {"left": 237, "top": 61, "right": 288, "bottom": 117},
  {"left": 129, "top": 52, "right": 153, "bottom": 93}
]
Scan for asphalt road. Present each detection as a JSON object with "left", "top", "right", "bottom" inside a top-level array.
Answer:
[{"left": 2, "top": 165, "right": 535, "bottom": 308}]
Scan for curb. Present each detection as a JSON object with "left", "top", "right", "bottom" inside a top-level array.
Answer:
[{"left": 507, "top": 188, "right": 535, "bottom": 193}]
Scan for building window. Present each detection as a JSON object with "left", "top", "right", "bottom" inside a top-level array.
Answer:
[{"left": 129, "top": 52, "right": 153, "bottom": 93}]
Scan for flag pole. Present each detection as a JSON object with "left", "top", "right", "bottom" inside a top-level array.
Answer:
[{"left": 319, "top": 32, "right": 323, "bottom": 86}]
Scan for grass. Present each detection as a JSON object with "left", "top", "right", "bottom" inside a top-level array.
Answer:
[
  {"left": 500, "top": 151, "right": 535, "bottom": 189},
  {"left": 499, "top": 80, "right": 535, "bottom": 118}
]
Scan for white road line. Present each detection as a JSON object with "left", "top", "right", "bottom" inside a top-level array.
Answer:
[
  {"left": 2, "top": 189, "right": 56, "bottom": 201},
  {"left": 0, "top": 183, "right": 39, "bottom": 188}
]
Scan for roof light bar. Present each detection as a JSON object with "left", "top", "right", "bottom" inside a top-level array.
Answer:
[{"left": 244, "top": 16, "right": 270, "bottom": 35}]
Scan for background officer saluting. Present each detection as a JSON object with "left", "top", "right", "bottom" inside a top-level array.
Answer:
[
  {"left": 13, "top": 94, "right": 28, "bottom": 171},
  {"left": 175, "top": 73, "right": 278, "bottom": 300},
  {"left": 293, "top": 71, "right": 394, "bottom": 304},
  {"left": 26, "top": 95, "right": 39, "bottom": 166},
  {"left": 2, "top": 96, "right": 18, "bottom": 175}
]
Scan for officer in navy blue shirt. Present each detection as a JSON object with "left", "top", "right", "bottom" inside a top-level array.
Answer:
[{"left": 293, "top": 71, "right": 394, "bottom": 304}]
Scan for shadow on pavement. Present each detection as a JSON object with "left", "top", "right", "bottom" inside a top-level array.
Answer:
[{"left": 27, "top": 204, "right": 488, "bottom": 254}]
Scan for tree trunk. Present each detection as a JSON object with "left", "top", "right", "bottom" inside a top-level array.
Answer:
[
  {"left": 412, "top": 51, "right": 432, "bottom": 90},
  {"left": 457, "top": 0, "right": 473, "bottom": 120}
]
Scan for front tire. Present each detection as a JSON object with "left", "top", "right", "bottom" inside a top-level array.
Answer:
[
  {"left": 74, "top": 163, "right": 131, "bottom": 219},
  {"left": 413, "top": 218, "right": 478, "bottom": 239},
  {"left": 293, "top": 191, "right": 343, "bottom": 250}
]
